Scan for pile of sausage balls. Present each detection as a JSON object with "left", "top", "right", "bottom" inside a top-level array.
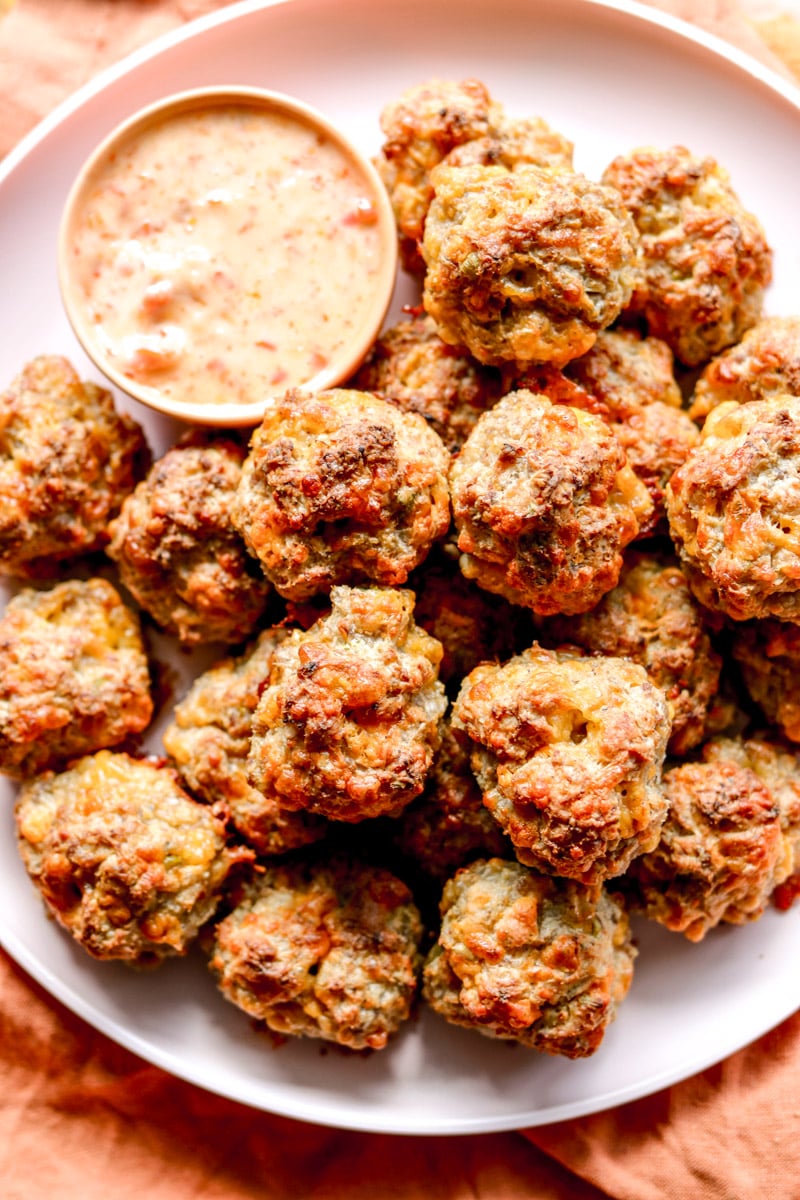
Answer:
[{"left": 2, "top": 78, "right": 800, "bottom": 1060}]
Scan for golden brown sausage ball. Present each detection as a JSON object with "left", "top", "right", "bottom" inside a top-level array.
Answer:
[
  {"left": 449, "top": 390, "right": 653, "bottom": 615},
  {"left": 0, "top": 577, "right": 153, "bottom": 778},
  {"left": 375, "top": 78, "right": 573, "bottom": 274},
  {"left": 443, "top": 115, "right": 573, "bottom": 176},
  {"left": 107, "top": 434, "right": 270, "bottom": 646},
  {"left": 231, "top": 388, "right": 451, "bottom": 602},
  {"left": 0, "top": 356, "right": 149, "bottom": 579},
  {"left": 666, "top": 395, "right": 800, "bottom": 623},
  {"left": 208, "top": 853, "right": 423, "bottom": 1050},
  {"left": 376, "top": 78, "right": 497, "bottom": 274},
  {"left": 350, "top": 313, "right": 504, "bottom": 453},
  {"left": 510, "top": 328, "right": 695, "bottom": 535},
  {"left": 534, "top": 551, "right": 722, "bottom": 756},
  {"left": 422, "top": 163, "right": 642, "bottom": 368},
  {"left": 451, "top": 645, "right": 670, "bottom": 883},
  {"left": 408, "top": 544, "right": 525, "bottom": 691},
  {"left": 689, "top": 315, "right": 800, "bottom": 423},
  {"left": 162, "top": 628, "right": 328, "bottom": 857},
  {"left": 624, "top": 758, "right": 789, "bottom": 941},
  {"left": 730, "top": 618, "right": 800, "bottom": 742},
  {"left": 15, "top": 750, "right": 248, "bottom": 966},
  {"left": 601, "top": 145, "right": 772, "bottom": 367},
  {"left": 703, "top": 733, "right": 800, "bottom": 876},
  {"left": 247, "top": 586, "right": 447, "bottom": 822},
  {"left": 422, "top": 858, "right": 635, "bottom": 1058},
  {"left": 610, "top": 402, "right": 701, "bottom": 538},
  {"left": 564, "top": 328, "right": 699, "bottom": 534},
  {"left": 561, "top": 327, "right": 684, "bottom": 417},
  {"left": 511, "top": 330, "right": 700, "bottom": 536},
  {"left": 387, "top": 719, "right": 512, "bottom": 882}
]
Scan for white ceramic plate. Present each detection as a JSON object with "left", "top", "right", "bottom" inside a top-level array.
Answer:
[{"left": 1, "top": 0, "right": 799, "bottom": 1137}]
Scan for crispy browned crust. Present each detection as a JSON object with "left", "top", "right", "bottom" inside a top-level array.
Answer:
[
  {"left": 703, "top": 732, "right": 800, "bottom": 875},
  {"left": 422, "top": 162, "right": 642, "bottom": 367},
  {"left": 625, "top": 758, "right": 788, "bottom": 941},
  {"left": 376, "top": 78, "right": 497, "bottom": 274},
  {"left": 15, "top": 750, "right": 249, "bottom": 965},
  {"left": 231, "top": 388, "right": 451, "bottom": 602},
  {"left": 0, "top": 577, "right": 153, "bottom": 778},
  {"left": 534, "top": 550, "right": 721, "bottom": 756},
  {"left": 666, "top": 395, "right": 800, "bottom": 623},
  {"left": 730, "top": 618, "right": 800, "bottom": 743},
  {"left": 209, "top": 853, "right": 423, "bottom": 1049},
  {"left": 449, "top": 390, "right": 653, "bottom": 614},
  {"left": 451, "top": 645, "right": 670, "bottom": 883},
  {"left": 351, "top": 313, "right": 504, "bottom": 452},
  {"left": 689, "top": 315, "right": 800, "bottom": 422},
  {"left": 375, "top": 78, "right": 572, "bottom": 274},
  {"left": 612, "top": 402, "right": 701, "bottom": 537},
  {"left": 387, "top": 720, "right": 511, "bottom": 881},
  {"left": 0, "top": 356, "right": 150, "bottom": 578},
  {"left": 163, "top": 628, "right": 328, "bottom": 856},
  {"left": 247, "top": 586, "right": 447, "bottom": 822},
  {"left": 107, "top": 433, "right": 270, "bottom": 645},
  {"left": 562, "top": 327, "right": 683, "bottom": 418},
  {"left": 510, "top": 329, "right": 698, "bottom": 535},
  {"left": 601, "top": 145, "right": 772, "bottom": 367},
  {"left": 422, "top": 858, "right": 635, "bottom": 1057}
]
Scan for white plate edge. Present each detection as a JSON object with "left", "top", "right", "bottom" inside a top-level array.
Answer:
[{"left": 2, "top": 0, "right": 800, "bottom": 190}]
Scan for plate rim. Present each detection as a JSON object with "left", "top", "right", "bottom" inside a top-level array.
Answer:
[
  {"left": 3, "top": 913, "right": 797, "bottom": 1136},
  {"left": 3, "top": 0, "right": 800, "bottom": 186}
]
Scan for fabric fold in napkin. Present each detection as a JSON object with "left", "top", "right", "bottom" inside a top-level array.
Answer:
[{"left": 0, "top": 2, "right": 799, "bottom": 1198}]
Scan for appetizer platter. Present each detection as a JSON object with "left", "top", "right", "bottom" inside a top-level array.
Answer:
[{"left": 1, "top": 0, "right": 799, "bottom": 1136}]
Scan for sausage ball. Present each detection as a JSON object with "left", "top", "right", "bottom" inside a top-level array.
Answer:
[
  {"left": 561, "top": 326, "right": 684, "bottom": 417},
  {"left": 610, "top": 403, "right": 701, "bottom": 538},
  {"left": 15, "top": 750, "right": 248, "bottom": 966},
  {"left": 703, "top": 733, "right": 800, "bottom": 876},
  {"left": 408, "top": 545, "right": 525, "bottom": 692},
  {"left": 449, "top": 390, "right": 653, "bottom": 615},
  {"left": 534, "top": 551, "right": 722, "bottom": 757},
  {"left": 422, "top": 162, "right": 643, "bottom": 368},
  {"left": 350, "top": 313, "right": 504, "bottom": 453},
  {"left": 730, "top": 618, "right": 800, "bottom": 743},
  {"left": 423, "top": 858, "right": 635, "bottom": 1058},
  {"left": 0, "top": 355, "right": 149, "bottom": 579},
  {"left": 231, "top": 388, "right": 451, "bottom": 602},
  {"left": 107, "top": 434, "right": 271, "bottom": 646},
  {"left": 375, "top": 77, "right": 573, "bottom": 274},
  {"left": 0, "top": 577, "right": 153, "bottom": 778},
  {"left": 247, "top": 586, "right": 447, "bottom": 822},
  {"left": 624, "top": 758, "right": 789, "bottom": 941},
  {"left": 512, "top": 330, "right": 700, "bottom": 536},
  {"left": 451, "top": 645, "right": 670, "bottom": 883},
  {"left": 162, "top": 628, "right": 328, "bottom": 857},
  {"left": 208, "top": 853, "right": 423, "bottom": 1050},
  {"left": 563, "top": 327, "right": 698, "bottom": 533},
  {"left": 666, "top": 395, "right": 800, "bottom": 623},
  {"left": 387, "top": 719, "right": 512, "bottom": 883},
  {"left": 689, "top": 315, "right": 800, "bottom": 423},
  {"left": 601, "top": 145, "right": 772, "bottom": 367}
]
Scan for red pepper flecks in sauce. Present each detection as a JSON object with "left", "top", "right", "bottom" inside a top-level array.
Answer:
[{"left": 69, "top": 103, "right": 388, "bottom": 409}]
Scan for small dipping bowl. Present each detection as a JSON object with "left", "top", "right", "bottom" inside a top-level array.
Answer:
[{"left": 58, "top": 87, "right": 399, "bottom": 427}]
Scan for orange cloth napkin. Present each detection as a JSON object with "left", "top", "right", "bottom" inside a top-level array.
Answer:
[{"left": 1, "top": 3, "right": 799, "bottom": 1198}]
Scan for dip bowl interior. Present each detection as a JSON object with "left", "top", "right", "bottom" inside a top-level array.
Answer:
[{"left": 58, "top": 86, "right": 399, "bottom": 428}]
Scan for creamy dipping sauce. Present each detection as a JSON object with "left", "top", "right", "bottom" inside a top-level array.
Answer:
[{"left": 64, "top": 97, "right": 393, "bottom": 412}]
